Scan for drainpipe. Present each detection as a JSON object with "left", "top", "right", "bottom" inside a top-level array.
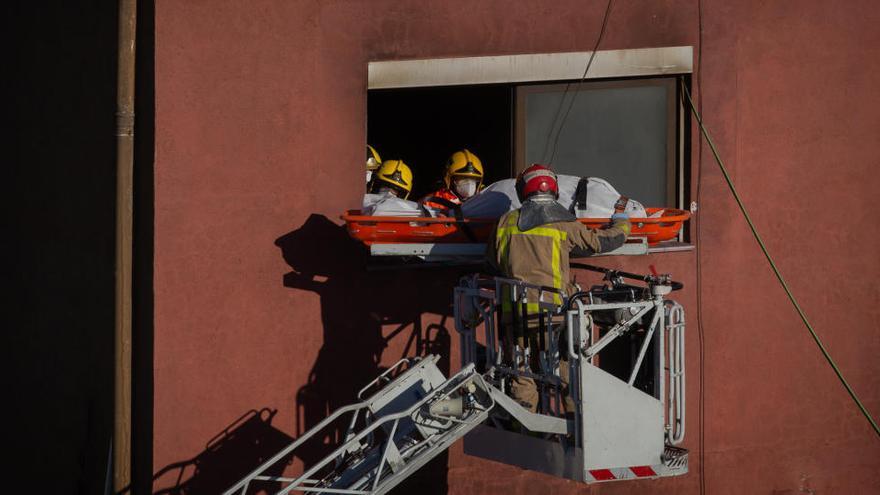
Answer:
[{"left": 115, "top": 0, "right": 136, "bottom": 491}]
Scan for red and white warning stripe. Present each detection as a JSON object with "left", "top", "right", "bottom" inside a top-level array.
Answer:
[
  {"left": 584, "top": 465, "right": 658, "bottom": 482},
  {"left": 583, "top": 447, "right": 688, "bottom": 482}
]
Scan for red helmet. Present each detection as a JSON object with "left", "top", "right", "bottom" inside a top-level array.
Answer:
[{"left": 516, "top": 164, "right": 559, "bottom": 201}]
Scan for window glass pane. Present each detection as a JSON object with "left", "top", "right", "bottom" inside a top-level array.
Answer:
[{"left": 523, "top": 83, "right": 669, "bottom": 206}]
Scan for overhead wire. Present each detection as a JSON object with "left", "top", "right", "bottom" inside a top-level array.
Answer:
[
  {"left": 680, "top": 80, "right": 880, "bottom": 439},
  {"left": 541, "top": 0, "right": 615, "bottom": 165}
]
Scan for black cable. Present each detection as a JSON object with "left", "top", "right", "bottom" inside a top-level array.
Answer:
[
  {"left": 695, "top": 2, "right": 707, "bottom": 493},
  {"left": 681, "top": 81, "right": 880, "bottom": 439},
  {"left": 541, "top": 0, "right": 615, "bottom": 165}
]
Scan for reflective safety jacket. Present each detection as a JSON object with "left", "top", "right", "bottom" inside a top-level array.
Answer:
[
  {"left": 420, "top": 187, "right": 461, "bottom": 211},
  {"left": 486, "top": 209, "right": 629, "bottom": 306}
]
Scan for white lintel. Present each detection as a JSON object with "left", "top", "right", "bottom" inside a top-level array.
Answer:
[{"left": 368, "top": 46, "right": 693, "bottom": 89}]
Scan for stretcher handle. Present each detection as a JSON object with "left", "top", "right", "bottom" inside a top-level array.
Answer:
[{"left": 419, "top": 196, "right": 477, "bottom": 242}]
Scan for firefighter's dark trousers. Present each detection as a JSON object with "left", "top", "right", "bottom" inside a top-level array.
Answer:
[{"left": 503, "top": 318, "right": 575, "bottom": 414}]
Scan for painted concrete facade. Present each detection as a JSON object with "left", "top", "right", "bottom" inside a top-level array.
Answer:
[{"left": 150, "top": 1, "right": 880, "bottom": 493}]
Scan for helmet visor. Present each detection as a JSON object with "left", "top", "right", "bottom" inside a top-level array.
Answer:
[
  {"left": 377, "top": 186, "right": 400, "bottom": 197},
  {"left": 375, "top": 184, "right": 410, "bottom": 199}
]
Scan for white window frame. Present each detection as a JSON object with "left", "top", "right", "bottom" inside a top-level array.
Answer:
[{"left": 367, "top": 47, "right": 694, "bottom": 249}]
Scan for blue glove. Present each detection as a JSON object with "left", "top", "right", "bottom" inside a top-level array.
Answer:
[{"left": 610, "top": 212, "right": 631, "bottom": 235}]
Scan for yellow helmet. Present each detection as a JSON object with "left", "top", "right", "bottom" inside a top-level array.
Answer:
[
  {"left": 366, "top": 145, "right": 382, "bottom": 171},
  {"left": 371, "top": 159, "right": 413, "bottom": 199},
  {"left": 444, "top": 149, "right": 484, "bottom": 189}
]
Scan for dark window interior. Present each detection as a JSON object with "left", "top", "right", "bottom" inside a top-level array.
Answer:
[{"left": 367, "top": 85, "right": 513, "bottom": 200}]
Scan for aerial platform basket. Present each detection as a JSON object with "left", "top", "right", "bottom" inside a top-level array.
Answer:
[
  {"left": 342, "top": 207, "right": 691, "bottom": 246},
  {"left": 225, "top": 270, "right": 689, "bottom": 494}
]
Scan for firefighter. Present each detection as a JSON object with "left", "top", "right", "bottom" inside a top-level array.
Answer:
[
  {"left": 368, "top": 159, "right": 413, "bottom": 199},
  {"left": 485, "top": 164, "right": 631, "bottom": 413},
  {"left": 365, "top": 145, "right": 382, "bottom": 187},
  {"left": 420, "top": 149, "right": 484, "bottom": 210}
]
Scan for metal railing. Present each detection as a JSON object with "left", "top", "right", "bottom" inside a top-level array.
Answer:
[
  {"left": 455, "top": 272, "right": 687, "bottom": 450},
  {"left": 665, "top": 301, "right": 686, "bottom": 445},
  {"left": 454, "top": 276, "right": 571, "bottom": 419}
]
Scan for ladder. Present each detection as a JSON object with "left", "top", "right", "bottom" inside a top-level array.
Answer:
[{"left": 223, "top": 356, "right": 495, "bottom": 495}]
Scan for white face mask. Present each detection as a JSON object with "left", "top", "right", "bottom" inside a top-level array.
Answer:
[
  {"left": 366, "top": 171, "right": 373, "bottom": 184},
  {"left": 454, "top": 178, "right": 478, "bottom": 199}
]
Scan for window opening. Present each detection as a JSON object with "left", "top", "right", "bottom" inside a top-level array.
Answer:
[{"left": 364, "top": 62, "right": 692, "bottom": 250}]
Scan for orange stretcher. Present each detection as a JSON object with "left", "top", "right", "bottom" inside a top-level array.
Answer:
[{"left": 342, "top": 207, "right": 690, "bottom": 246}]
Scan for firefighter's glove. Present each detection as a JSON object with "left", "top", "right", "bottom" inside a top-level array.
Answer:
[{"left": 610, "top": 212, "right": 631, "bottom": 236}]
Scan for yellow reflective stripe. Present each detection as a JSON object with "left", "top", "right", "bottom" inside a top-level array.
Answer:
[
  {"left": 518, "top": 226, "right": 567, "bottom": 242},
  {"left": 497, "top": 211, "right": 519, "bottom": 268},
  {"left": 550, "top": 237, "right": 562, "bottom": 304},
  {"left": 494, "top": 211, "right": 567, "bottom": 305}
]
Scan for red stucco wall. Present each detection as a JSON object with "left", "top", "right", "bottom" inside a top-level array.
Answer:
[{"left": 151, "top": 1, "right": 880, "bottom": 493}]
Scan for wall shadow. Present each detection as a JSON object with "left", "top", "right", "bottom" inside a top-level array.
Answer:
[
  {"left": 9, "top": 2, "right": 119, "bottom": 493},
  {"left": 149, "top": 409, "right": 293, "bottom": 495},
  {"left": 275, "top": 214, "right": 474, "bottom": 494},
  {"left": 132, "top": 1, "right": 156, "bottom": 493}
]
